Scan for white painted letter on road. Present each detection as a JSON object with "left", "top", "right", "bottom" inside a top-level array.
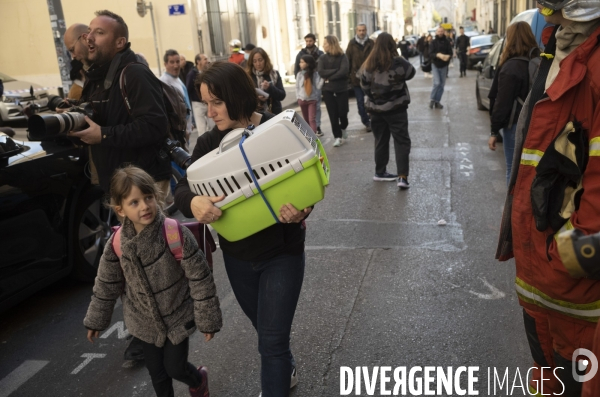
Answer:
[
  {"left": 100, "top": 321, "right": 130, "bottom": 339},
  {"left": 71, "top": 353, "right": 106, "bottom": 375}
]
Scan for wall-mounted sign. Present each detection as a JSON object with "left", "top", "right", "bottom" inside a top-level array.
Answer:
[{"left": 168, "top": 4, "right": 185, "bottom": 15}]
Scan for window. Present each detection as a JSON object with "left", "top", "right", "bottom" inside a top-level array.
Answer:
[
  {"left": 348, "top": 10, "right": 357, "bottom": 42},
  {"left": 326, "top": 0, "right": 341, "bottom": 38},
  {"left": 237, "top": 0, "right": 253, "bottom": 47},
  {"left": 307, "top": 0, "right": 317, "bottom": 41},
  {"left": 206, "top": 0, "right": 225, "bottom": 55}
]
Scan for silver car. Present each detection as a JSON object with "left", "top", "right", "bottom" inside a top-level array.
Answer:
[{"left": 0, "top": 72, "right": 50, "bottom": 125}]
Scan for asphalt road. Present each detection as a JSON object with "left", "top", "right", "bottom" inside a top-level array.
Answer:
[{"left": 0, "top": 59, "right": 532, "bottom": 397}]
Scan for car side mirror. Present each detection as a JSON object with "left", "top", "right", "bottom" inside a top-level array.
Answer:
[
  {"left": 0, "top": 136, "right": 26, "bottom": 167},
  {"left": 474, "top": 61, "right": 483, "bottom": 71},
  {"left": 483, "top": 65, "right": 494, "bottom": 79}
]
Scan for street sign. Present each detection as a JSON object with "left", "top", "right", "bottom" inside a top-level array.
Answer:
[{"left": 168, "top": 4, "right": 186, "bottom": 15}]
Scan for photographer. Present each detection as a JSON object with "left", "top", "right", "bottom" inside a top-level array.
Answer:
[{"left": 70, "top": 10, "right": 171, "bottom": 200}]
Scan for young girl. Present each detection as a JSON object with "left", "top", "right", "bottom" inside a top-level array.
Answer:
[
  {"left": 295, "top": 54, "right": 323, "bottom": 134},
  {"left": 84, "top": 165, "right": 222, "bottom": 397}
]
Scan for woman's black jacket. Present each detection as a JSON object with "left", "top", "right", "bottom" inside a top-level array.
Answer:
[
  {"left": 250, "top": 71, "right": 286, "bottom": 114},
  {"left": 490, "top": 57, "right": 529, "bottom": 134}
]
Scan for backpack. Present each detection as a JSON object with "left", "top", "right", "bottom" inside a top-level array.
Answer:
[
  {"left": 119, "top": 62, "right": 189, "bottom": 150},
  {"left": 507, "top": 48, "right": 542, "bottom": 129},
  {"left": 111, "top": 218, "right": 216, "bottom": 270}
]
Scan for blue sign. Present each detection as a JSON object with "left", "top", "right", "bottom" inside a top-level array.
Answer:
[{"left": 168, "top": 4, "right": 186, "bottom": 15}]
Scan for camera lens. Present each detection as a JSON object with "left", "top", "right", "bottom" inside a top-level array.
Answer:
[
  {"left": 46, "top": 95, "right": 65, "bottom": 112},
  {"left": 28, "top": 112, "right": 87, "bottom": 140}
]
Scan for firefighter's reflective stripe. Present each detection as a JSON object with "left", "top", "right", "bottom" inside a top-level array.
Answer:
[
  {"left": 554, "top": 219, "right": 574, "bottom": 241},
  {"left": 590, "top": 137, "right": 600, "bottom": 156},
  {"left": 515, "top": 277, "right": 600, "bottom": 322},
  {"left": 521, "top": 148, "right": 545, "bottom": 167}
]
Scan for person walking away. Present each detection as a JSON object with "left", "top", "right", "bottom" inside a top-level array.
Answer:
[
  {"left": 446, "top": 31, "right": 455, "bottom": 70},
  {"left": 160, "top": 49, "right": 193, "bottom": 141},
  {"left": 187, "top": 53, "right": 215, "bottom": 135},
  {"left": 357, "top": 32, "right": 415, "bottom": 189},
  {"left": 296, "top": 55, "right": 323, "bottom": 133},
  {"left": 295, "top": 33, "right": 324, "bottom": 136},
  {"left": 494, "top": 0, "right": 600, "bottom": 394},
  {"left": 487, "top": 22, "right": 538, "bottom": 185},
  {"left": 319, "top": 35, "right": 350, "bottom": 147},
  {"left": 346, "top": 24, "right": 374, "bottom": 132},
  {"left": 397, "top": 36, "right": 410, "bottom": 60},
  {"left": 428, "top": 26, "right": 452, "bottom": 109},
  {"left": 174, "top": 62, "right": 310, "bottom": 397},
  {"left": 455, "top": 27, "right": 470, "bottom": 77},
  {"left": 416, "top": 34, "right": 426, "bottom": 65},
  {"left": 84, "top": 165, "right": 222, "bottom": 397},
  {"left": 422, "top": 35, "right": 433, "bottom": 78},
  {"left": 247, "top": 48, "right": 286, "bottom": 114}
]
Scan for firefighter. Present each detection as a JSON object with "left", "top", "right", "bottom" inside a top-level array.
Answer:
[{"left": 495, "top": 0, "right": 600, "bottom": 394}]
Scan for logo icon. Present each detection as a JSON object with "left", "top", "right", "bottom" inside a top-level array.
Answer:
[{"left": 572, "top": 348, "right": 598, "bottom": 382}]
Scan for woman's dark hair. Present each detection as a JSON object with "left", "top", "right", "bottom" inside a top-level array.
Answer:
[
  {"left": 196, "top": 61, "right": 258, "bottom": 122},
  {"left": 361, "top": 32, "right": 399, "bottom": 73},
  {"left": 246, "top": 47, "right": 274, "bottom": 76},
  {"left": 300, "top": 54, "right": 316, "bottom": 82}
]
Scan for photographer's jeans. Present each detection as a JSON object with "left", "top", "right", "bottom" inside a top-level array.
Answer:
[
  {"left": 430, "top": 65, "right": 448, "bottom": 103},
  {"left": 223, "top": 252, "right": 305, "bottom": 397}
]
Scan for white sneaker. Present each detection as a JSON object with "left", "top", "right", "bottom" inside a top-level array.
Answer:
[
  {"left": 333, "top": 138, "right": 342, "bottom": 147},
  {"left": 290, "top": 365, "right": 298, "bottom": 388},
  {"left": 342, "top": 129, "right": 348, "bottom": 139},
  {"left": 258, "top": 366, "right": 298, "bottom": 396}
]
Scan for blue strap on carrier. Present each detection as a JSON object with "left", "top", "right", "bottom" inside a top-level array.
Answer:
[{"left": 238, "top": 131, "right": 280, "bottom": 224}]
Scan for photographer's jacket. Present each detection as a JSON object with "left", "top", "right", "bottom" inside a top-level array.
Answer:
[{"left": 81, "top": 46, "right": 171, "bottom": 192}]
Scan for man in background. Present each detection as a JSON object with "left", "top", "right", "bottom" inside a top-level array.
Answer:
[
  {"left": 160, "top": 49, "right": 192, "bottom": 139},
  {"left": 455, "top": 27, "right": 470, "bottom": 78},
  {"left": 346, "top": 24, "right": 374, "bottom": 132}
]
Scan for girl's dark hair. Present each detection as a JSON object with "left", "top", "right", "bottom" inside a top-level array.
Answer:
[
  {"left": 300, "top": 54, "right": 317, "bottom": 82},
  {"left": 246, "top": 47, "right": 274, "bottom": 76},
  {"left": 109, "top": 165, "right": 161, "bottom": 209},
  {"left": 196, "top": 61, "right": 258, "bottom": 122},
  {"left": 362, "top": 32, "right": 398, "bottom": 73}
]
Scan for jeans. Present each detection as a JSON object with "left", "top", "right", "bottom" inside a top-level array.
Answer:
[
  {"left": 353, "top": 86, "right": 371, "bottom": 126},
  {"left": 322, "top": 90, "right": 349, "bottom": 138},
  {"left": 223, "top": 252, "right": 305, "bottom": 397},
  {"left": 419, "top": 52, "right": 423, "bottom": 65},
  {"left": 298, "top": 99, "right": 317, "bottom": 133},
  {"left": 141, "top": 337, "right": 202, "bottom": 397},
  {"left": 371, "top": 109, "right": 411, "bottom": 176},
  {"left": 458, "top": 51, "right": 468, "bottom": 74},
  {"left": 500, "top": 123, "right": 517, "bottom": 186},
  {"left": 430, "top": 64, "right": 448, "bottom": 103}
]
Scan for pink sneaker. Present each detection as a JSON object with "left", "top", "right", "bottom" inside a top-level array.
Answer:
[{"left": 189, "top": 366, "right": 209, "bottom": 397}]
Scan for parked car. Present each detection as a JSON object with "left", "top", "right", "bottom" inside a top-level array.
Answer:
[
  {"left": 468, "top": 34, "right": 501, "bottom": 69},
  {"left": 0, "top": 131, "right": 117, "bottom": 312},
  {"left": 474, "top": 9, "right": 551, "bottom": 111},
  {"left": 0, "top": 72, "right": 50, "bottom": 126}
]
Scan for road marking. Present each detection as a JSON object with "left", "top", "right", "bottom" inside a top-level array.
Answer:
[
  {"left": 100, "top": 321, "right": 130, "bottom": 339},
  {"left": 457, "top": 143, "right": 474, "bottom": 177},
  {"left": 71, "top": 353, "right": 106, "bottom": 375},
  {"left": 0, "top": 360, "right": 49, "bottom": 397},
  {"left": 469, "top": 277, "right": 506, "bottom": 300}
]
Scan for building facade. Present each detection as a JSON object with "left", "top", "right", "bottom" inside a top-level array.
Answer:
[{"left": 0, "top": 0, "right": 403, "bottom": 92}]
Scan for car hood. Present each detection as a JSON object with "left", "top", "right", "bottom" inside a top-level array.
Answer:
[{"left": 3, "top": 80, "right": 48, "bottom": 99}]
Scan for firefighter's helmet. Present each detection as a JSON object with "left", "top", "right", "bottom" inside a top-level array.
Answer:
[{"left": 537, "top": 0, "right": 600, "bottom": 22}]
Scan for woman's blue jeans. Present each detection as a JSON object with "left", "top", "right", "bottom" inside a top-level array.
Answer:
[
  {"left": 223, "top": 252, "right": 305, "bottom": 397},
  {"left": 500, "top": 123, "right": 517, "bottom": 186}
]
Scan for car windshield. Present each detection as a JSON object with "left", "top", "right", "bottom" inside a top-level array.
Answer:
[
  {"left": 0, "top": 72, "right": 17, "bottom": 83},
  {"left": 470, "top": 35, "right": 500, "bottom": 46}
]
